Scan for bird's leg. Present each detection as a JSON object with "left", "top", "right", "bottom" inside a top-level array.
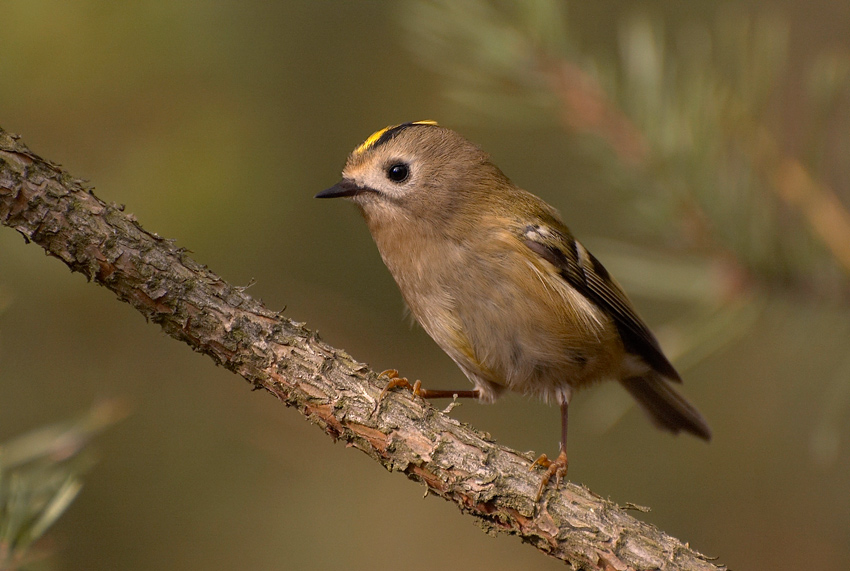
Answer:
[
  {"left": 378, "top": 369, "right": 479, "bottom": 400},
  {"left": 531, "top": 400, "right": 570, "bottom": 500}
]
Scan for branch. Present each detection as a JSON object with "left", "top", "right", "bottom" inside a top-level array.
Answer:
[{"left": 0, "top": 127, "right": 724, "bottom": 571}]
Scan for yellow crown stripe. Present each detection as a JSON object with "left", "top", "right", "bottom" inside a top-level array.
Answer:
[
  {"left": 353, "top": 120, "right": 439, "bottom": 155},
  {"left": 355, "top": 125, "right": 394, "bottom": 155}
]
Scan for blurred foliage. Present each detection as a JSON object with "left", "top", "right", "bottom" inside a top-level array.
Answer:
[
  {"left": 0, "top": 402, "right": 125, "bottom": 570},
  {"left": 404, "top": 0, "right": 850, "bottom": 299}
]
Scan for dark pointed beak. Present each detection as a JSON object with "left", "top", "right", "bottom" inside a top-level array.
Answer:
[{"left": 315, "top": 179, "right": 362, "bottom": 199}]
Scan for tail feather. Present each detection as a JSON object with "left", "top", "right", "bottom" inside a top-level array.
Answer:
[{"left": 620, "top": 375, "right": 711, "bottom": 441}]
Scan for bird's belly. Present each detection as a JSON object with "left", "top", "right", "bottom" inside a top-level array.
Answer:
[
  {"left": 379, "top": 231, "right": 624, "bottom": 403},
  {"left": 408, "top": 274, "right": 624, "bottom": 404},
  {"left": 464, "top": 300, "right": 623, "bottom": 402}
]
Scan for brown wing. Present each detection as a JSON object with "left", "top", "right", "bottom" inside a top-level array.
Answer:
[{"left": 522, "top": 222, "right": 682, "bottom": 382}]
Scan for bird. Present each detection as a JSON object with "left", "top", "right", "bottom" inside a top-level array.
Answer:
[{"left": 316, "top": 120, "right": 711, "bottom": 498}]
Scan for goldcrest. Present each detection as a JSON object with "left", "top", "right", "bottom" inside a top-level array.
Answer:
[{"left": 317, "top": 121, "right": 710, "bottom": 495}]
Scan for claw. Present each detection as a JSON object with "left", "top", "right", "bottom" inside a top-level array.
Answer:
[
  {"left": 377, "top": 369, "right": 422, "bottom": 401},
  {"left": 531, "top": 449, "right": 568, "bottom": 500},
  {"left": 378, "top": 369, "right": 400, "bottom": 380}
]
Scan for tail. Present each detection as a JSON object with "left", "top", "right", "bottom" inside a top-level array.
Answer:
[{"left": 620, "top": 375, "right": 711, "bottom": 441}]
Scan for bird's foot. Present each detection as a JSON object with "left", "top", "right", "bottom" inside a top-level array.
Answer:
[
  {"left": 378, "top": 369, "right": 424, "bottom": 401},
  {"left": 530, "top": 449, "right": 569, "bottom": 500},
  {"left": 378, "top": 369, "right": 479, "bottom": 401}
]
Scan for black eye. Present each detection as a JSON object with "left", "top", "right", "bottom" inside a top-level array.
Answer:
[{"left": 386, "top": 163, "right": 410, "bottom": 183}]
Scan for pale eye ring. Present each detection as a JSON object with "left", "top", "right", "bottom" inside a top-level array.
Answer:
[{"left": 386, "top": 162, "right": 410, "bottom": 183}]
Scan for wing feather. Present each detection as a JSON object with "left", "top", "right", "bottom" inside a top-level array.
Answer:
[{"left": 521, "top": 222, "right": 681, "bottom": 382}]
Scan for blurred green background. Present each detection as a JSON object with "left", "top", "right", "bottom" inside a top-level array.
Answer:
[{"left": 2, "top": 1, "right": 850, "bottom": 569}]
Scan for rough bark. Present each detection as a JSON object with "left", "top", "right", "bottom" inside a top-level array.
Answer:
[{"left": 0, "top": 127, "right": 725, "bottom": 571}]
